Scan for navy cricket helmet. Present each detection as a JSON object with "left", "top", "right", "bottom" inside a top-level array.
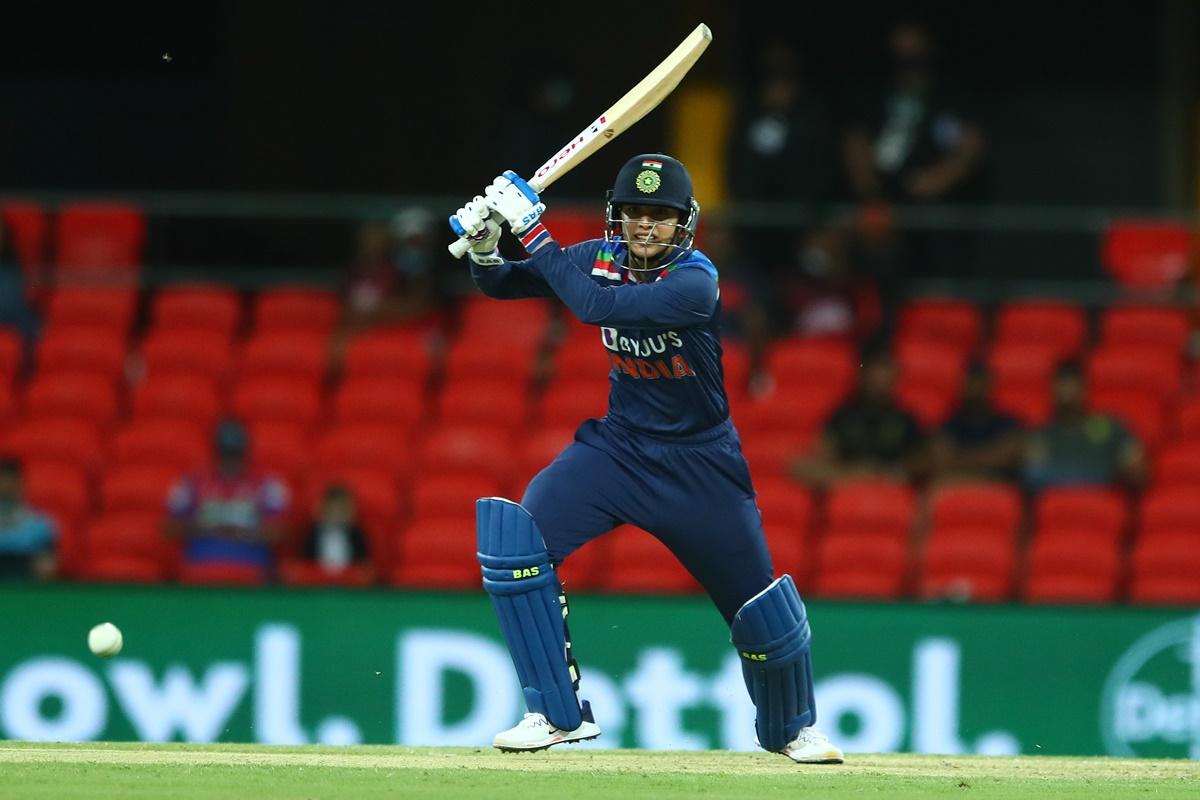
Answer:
[{"left": 605, "top": 153, "right": 701, "bottom": 268}]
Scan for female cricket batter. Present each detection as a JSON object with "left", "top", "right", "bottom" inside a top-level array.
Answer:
[{"left": 449, "top": 154, "right": 842, "bottom": 764}]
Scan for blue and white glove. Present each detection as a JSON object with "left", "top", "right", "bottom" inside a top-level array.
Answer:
[
  {"left": 484, "top": 170, "right": 553, "bottom": 252},
  {"left": 449, "top": 196, "right": 504, "bottom": 266}
]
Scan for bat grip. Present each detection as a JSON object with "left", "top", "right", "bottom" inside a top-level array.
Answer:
[{"left": 448, "top": 237, "right": 471, "bottom": 259}]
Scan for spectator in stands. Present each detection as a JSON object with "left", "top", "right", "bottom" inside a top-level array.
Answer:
[
  {"left": 0, "top": 219, "right": 42, "bottom": 368},
  {"left": 931, "top": 361, "right": 1026, "bottom": 482},
  {"left": 0, "top": 459, "right": 57, "bottom": 580},
  {"left": 330, "top": 207, "right": 451, "bottom": 366},
  {"left": 299, "top": 483, "right": 372, "bottom": 577},
  {"left": 842, "top": 19, "right": 988, "bottom": 282},
  {"left": 165, "top": 419, "right": 290, "bottom": 580},
  {"left": 775, "top": 224, "right": 882, "bottom": 347},
  {"left": 1022, "top": 360, "right": 1148, "bottom": 492},
  {"left": 726, "top": 37, "right": 839, "bottom": 274},
  {"left": 790, "top": 340, "right": 930, "bottom": 489}
]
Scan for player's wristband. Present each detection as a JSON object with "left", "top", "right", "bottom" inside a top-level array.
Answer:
[{"left": 518, "top": 222, "right": 552, "bottom": 253}]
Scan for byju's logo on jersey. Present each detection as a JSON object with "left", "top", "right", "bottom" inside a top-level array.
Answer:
[
  {"left": 601, "top": 327, "right": 619, "bottom": 351},
  {"left": 1100, "top": 614, "right": 1200, "bottom": 758},
  {"left": 599, "top": 327, "right": 695, "bottom": 381}
]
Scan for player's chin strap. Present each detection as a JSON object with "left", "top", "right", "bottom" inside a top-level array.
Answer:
[
  {"left": 730, "top": 574, "right": 817, "bottom": 752},
  {"left": 476, "top": 497, "right": 592, "bottom": 731}
]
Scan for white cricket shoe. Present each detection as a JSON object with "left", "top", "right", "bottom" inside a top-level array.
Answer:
[
  {"left": 776, "top": 727, "right": 844, "bottom": 764},
  {"left": 493, "top": 712, "right": 601, "bottom": 752}
]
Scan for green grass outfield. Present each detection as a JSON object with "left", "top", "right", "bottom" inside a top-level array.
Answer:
[{"left": 0, "top": 741, "right": 1196, "bottom": 799}]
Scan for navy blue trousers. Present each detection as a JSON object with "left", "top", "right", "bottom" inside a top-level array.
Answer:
[{"left": 522, "top": 417, "right": 775, "bottom": 624}]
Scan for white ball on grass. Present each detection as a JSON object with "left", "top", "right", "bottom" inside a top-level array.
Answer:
[{"left": 87, "top": 622, "right": 123, "bottom": 658}]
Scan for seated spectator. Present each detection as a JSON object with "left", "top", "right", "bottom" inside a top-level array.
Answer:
[
  {"left": 931, "top": 361, "right": 1025, "bottom": 482},
  {"left": 165, "top": 419, "right": 290, "bottom": 580},
  {"left": 1022, "top": 360, "right": 1147, "bottom": 491},
  {"left": 299, "top": 483, "right": 372, "bottom": 576},
  {"left": 777, "top": 225, "right": 882, "bottom": 347},
  {"left": 0, "top": 459, "right": 57, "bottom": 580},
  {"left": 790, "top": 342, "right": 930, "bottom": 489},
  {"left": 0, "top": 219, "right": 42, "bottom": 368},
  {"left": 331, "top": 208, "right": 450, "bottom": 365}
]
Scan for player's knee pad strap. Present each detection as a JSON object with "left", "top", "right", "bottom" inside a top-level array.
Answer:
[
  {"left": 476, "top": 497, "right": 582, "bottom": 731},
  {"left": 730, "top": 574, "right": 816, "bottom": 751}
]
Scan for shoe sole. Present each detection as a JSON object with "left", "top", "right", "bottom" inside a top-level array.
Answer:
[{"left": 494, "top": 731, "right": 601, "bottom": 753}]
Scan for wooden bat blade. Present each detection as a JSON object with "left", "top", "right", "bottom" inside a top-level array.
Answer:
[{"left": 449, "top": 23, "right": 712, "bottom": 258}]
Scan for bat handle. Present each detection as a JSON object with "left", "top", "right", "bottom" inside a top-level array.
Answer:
[{"left": 447, "top": 237, "right": 471, "bottom": 259}]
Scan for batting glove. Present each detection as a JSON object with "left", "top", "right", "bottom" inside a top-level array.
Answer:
[
  {"left": 484, "top": 171, "right": 553, "bottom": 252},
  {"left": 449, "top": 197, "right": 504, "bottom": 266}
]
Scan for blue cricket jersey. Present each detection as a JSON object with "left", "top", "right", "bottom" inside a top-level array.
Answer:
[{"left": 470, "top": 239, "right": 729, "bottom": 437}]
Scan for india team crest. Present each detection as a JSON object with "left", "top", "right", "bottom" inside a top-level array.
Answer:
[{"left": 635, "top": 169, "right": 662, "bottom": 194}]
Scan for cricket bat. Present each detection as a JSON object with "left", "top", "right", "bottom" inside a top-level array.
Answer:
[{"left": 449, "top": 22, "right": 713, "bottom": 258}]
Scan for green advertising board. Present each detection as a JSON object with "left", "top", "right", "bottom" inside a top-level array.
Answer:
[{"left": 0, "top": 584, "right": 1195, "bottom": 759}]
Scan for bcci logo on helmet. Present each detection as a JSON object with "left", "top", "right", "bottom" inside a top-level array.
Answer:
[{"left": 1100, "top": 614, "right": 1200, "bottom": 758}]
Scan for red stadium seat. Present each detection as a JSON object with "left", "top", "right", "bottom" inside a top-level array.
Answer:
[
  {"left": 1101, "top": 219, "right": 1193, "bottom": 289},
  {"left": 552, "top": 334, "right": 611, "bottom": 382},
  {"left": 1033, "top": 487, "right": 1129, "bottom": 544},
  {"left": 753, "top": 475, "right": 814, "bottom": 536},
  {"left": 555, "top": 535, "right": 609, "bottom": 592},
  {"left": 389, "top": 517, "right": 481, "bottom": 589},
  {"left": 342, "top": 329, "right": 434, "bottom": 383},
  {"left": 1152, "top": 440, "right": 1200, "bottom": 487},
  {"left": 732, "top": 385, "right": 843, "bottom": 438},
  {"left": 513, "top": 425, "right": 576, "bottom": 489},
  {"left": 409, "top": 473, "right": 504, "bottom": 521},
  {"left": 129, "top": 374, "right": 222, "bottom": 429},
  {"left": 1172, "top": 396, "right": 1200, "bottom": 440},
  {"left": 442, "top": 336, "right": 541, "bottom": 384},
  {"left": 895, "top": 298, "right": 983, "bottom": 355},
  {"left": 238, "top": 331, "right": 331, "bottom": 383},
  {"left": 416, "top": 426, "right": 515, "bottom": 485},
  {"left": 896, "top": 380, "right": 959, "bottom": 430},
  {"left": 23, "top": 371, "right": 118, "bottom": 428},
  {"left": 537, "top": 378, "right": 608, "bottom": 427},
  {"left": 83, "top": 512, "right": 176, "bottom": 582},
  {"left": 138, "top": 330, "right": 235, "bottom": 383},
  {"left": 44, "top": 287, "right": 138, "bottom": 334},
  {"left": 763, "top": 522, "right": 809, "bottom": 587},
  {"left": 253, "top": 287, "right": 340, "bottom": 335},
  {"left": 149, "top": 283, "right": 242, "bottom": 339},
  {"left": 178, "top": 562, "right": 266, "bottom": 586},
  {"left": 110, "top": 419, "right": 211, "bottom": 471},
  {"left": 918, "top": 534, "right": 1016, "bottom": 602},
  {"left": 0, "top": 329, "right": 24, "bottom": 379},
  {"left": 823, "top": 479, "right": 916, "bottom": 544},
  {"left": 812, "top": 533, "right": 908, "bottom": 600},
  {"left": 231, "top": 377, "right": 323, "bottom": 430},
  {"left": 987, "top": 341, "right": 1060, "bottom": 390},
  {"left": 1098, "top": 305, "right": 1191, "bottom": 352},
  {"left": 1087, "top": 345, "right": 1182, "bottom": 398},
  {"left": 1138, "top": 485, "right": 1200, "bottom": 533},
  {"left": 302, "top": 469, "right": 403, "bottom": 535},
  {"left": 765, "top": 339, "right": 858, "bottom": 395},
  {"left": 1023, "top": 529, "right": 1121, "bottom": 604},
  {"left": 312, "top": 423, "right": 412, "bottom": 482},
  {"left": 35, "top": 326, "right": 127, "bottom": 379},
  {"left": 247, "top": 422, "right": 309, "bottom": 484},
  {"left": 893, "top": 338, "right": 970, "bottom": 394},
  {"left": 993, "top": 300, "right": 1088, "bottom": 360},
  {"left": 992, "top": 383, "right": 1052, "bottom": 426},
  {"left": 22, "top": 461, "right": 91, "bottom": 536},
  {"left": 0, "top": 417, "right": 105, "bottom": 475},
  {"left": 602, "top": 525, "right": 701, "bottom": 594},
  {"left": 2, "top": 201, "right": 48, "bottom": 285},
  {"left": 332, "top": 376, "right": 425, "bottom": 426},
  {"left": 928, "top": 482, "right": 1023, "bottom": 543},
  {"left": 458, "top": 295, "right": 551, "bottom": 340},
  {"left": 739, "top": 431, "right": 818, "bottom": 480},
  {"left": 437, "top": 377, "right": 530, "bottom": 430},
  {"left": 1129, "top": 531, "right": 1200, "bottom": 604},
  {"left": 100, "top": 464, "right": 180, "bottom": 514},
  {"left": 53, "top": 201, "right": 146, "bottom": 279}
]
